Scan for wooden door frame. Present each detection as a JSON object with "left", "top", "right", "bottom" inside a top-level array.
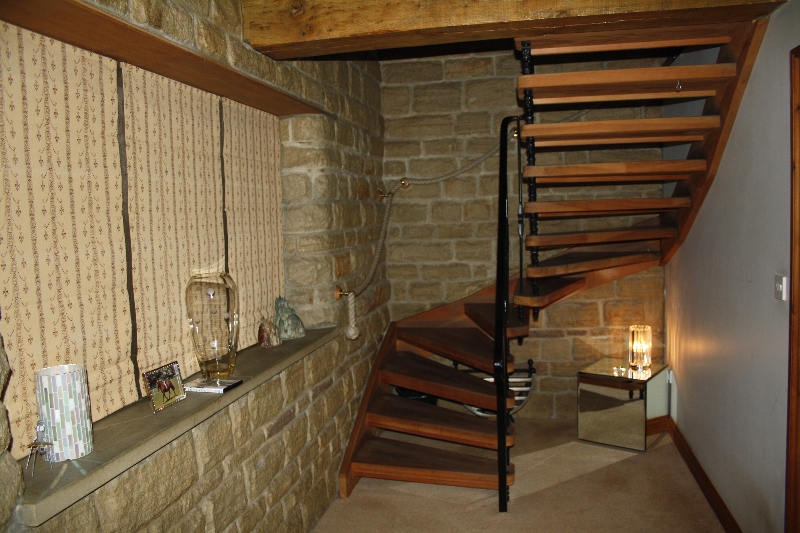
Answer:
[{"left": 786, "top": 44, "right": 800, "bottom": 533}]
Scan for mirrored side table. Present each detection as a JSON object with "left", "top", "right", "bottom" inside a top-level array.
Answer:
[{"left": 578, "top": 358, "right": 669, "bottom": 451}]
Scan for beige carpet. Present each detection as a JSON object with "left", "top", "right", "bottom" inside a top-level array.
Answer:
[{"left": 313, "top": 419, "right": 724, "bottom": 533}]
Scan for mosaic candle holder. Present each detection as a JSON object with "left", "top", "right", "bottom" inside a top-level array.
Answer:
[{"left": 34, "top": 364, "right": 93, "bottom": 462}]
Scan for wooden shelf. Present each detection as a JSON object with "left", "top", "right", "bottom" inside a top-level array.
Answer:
[
  {"left": 527, "top": 225, "right": 677, "bottom": 247},
  {"left": 396, "top": 327, "right": 511, "bottom": 374},
  {"left": 525, "top": 197, "right": 690, "bottom": 216},
  {"left": 527, "top": 250, "right": 661, "bottom": 278}
]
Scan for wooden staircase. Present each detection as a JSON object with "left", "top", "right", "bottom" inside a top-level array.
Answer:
[
  {"left": 339, "top": 283, "right": 525, "bottom": 499},
  {"left": 340, "top": 15, "right": 769, "bottom": 512}
]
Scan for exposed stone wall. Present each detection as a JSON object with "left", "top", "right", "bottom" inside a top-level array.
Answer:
[
  {"left": 7, "top": 337, "right": 373, "bottom": 533},
  {"left": 0, "top": 338, "right": 23, "bottom": 532},
  {"left": 381, "top": 51, "right": 665, "bottom": 418},
  {"left": 1, "top": 1, "right": 390, "bottom": 531}
]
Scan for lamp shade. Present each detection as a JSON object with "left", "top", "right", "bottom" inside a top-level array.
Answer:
[{"left": 34, "top": 364, "right": 93, "bottom": 462}]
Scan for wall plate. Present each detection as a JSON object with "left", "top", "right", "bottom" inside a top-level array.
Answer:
[{"left": 775, "top": 275, "right": 788, "bottom": 301}]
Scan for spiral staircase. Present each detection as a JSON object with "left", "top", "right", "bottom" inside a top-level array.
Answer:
[{"left": 339, "top": 15, "right": 770, "bottom": 512}]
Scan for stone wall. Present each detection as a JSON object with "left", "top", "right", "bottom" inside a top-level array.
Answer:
[
  {"left": 7, "top": 337, "right": 371, "bottom": 533},
  {"left": 381, "top": 51, "right": 665, "bottom": 418},
  {"left": 0, "top": 0, "right": 389, "bottom": 531}
]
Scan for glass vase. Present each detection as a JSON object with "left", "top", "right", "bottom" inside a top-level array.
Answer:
[{"left": 186, "top": 272, "right": 239, "bottom": 379}]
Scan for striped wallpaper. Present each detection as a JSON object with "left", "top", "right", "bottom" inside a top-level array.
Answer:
[{"left": 0, "top": 23, "right": 284, "bottom": 459}]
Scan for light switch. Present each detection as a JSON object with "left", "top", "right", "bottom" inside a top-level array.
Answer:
[{"left": 775, "top": 275, "right": 788, "bottom": 301}]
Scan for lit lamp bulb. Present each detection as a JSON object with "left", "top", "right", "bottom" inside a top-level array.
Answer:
[{"left": 628, "top": 325, "right": 652, "bottom": 370}]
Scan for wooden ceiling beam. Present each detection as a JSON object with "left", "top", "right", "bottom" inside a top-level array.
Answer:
[{"left": 243, "top": 0, "right": 784, "bottom": 59}]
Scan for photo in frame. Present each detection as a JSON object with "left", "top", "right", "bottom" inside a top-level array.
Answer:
[{"left": 143, "top": 362, "right": 186, "bottom": 413}]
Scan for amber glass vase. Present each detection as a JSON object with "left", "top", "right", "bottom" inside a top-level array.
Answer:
[{"left": 186, "top": 273, "right": 239, "bottom": 379}]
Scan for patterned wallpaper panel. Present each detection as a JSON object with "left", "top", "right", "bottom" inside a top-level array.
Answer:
[
  {"left": 122, "top": 64, "right": 224, "bottom": 392},
  {"left": 0, "top": 24, "right": 285, "bottom": 459},
  {"left": 223, "top": 99, "right": 284, "bottom": 349},
  {"left": 0, "top": 24, "right": 137, "bottom": 458}
]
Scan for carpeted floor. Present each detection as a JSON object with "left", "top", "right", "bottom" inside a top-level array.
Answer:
[{"left": 313, "top": 419, "right": 724, "bottom": 533}]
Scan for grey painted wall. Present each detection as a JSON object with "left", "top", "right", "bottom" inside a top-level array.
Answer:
[{"left": 665, "top": 1, "right": 799, "bottom": 531}]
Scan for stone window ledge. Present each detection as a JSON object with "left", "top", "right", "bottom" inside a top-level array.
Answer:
[{"left": 15, "top": 327, "right": 338, "bottom": 527}]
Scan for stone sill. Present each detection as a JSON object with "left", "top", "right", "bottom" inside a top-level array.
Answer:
[{"left": 15, "top": 327, "right": 339, "bottom": 527}]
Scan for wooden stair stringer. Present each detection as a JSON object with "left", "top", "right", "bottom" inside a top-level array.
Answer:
[
  {"left": 661, "top": 18, "right": 769, "bottom": 264},
  {"left": 339, "top": 323, "right": 397, "bottom": 498}
]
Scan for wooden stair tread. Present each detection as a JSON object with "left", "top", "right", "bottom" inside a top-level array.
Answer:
[
  {"left": 381, "top": 351, "right": 515, "bottom": 411},
  {"left": 527, "top": 225, "right": 677, "bottom": 247},
  {"left": 366, "top": 392, "right": 514, "bottom": 449},
  {"left": 463, "top": 302, "right": 530, "bottom": 340},
  {"left": 527, "top": 250, "right": 661, "bottom": 278},
  {"left": 518, "top": 64, "right": 736, "bottom": 104},
  {"left": 351, "top": 436, "right": 514, "bottom": 489},
  {"left": 514, "top": 23, "right": 739, "bottom": 55},
  {"left": 520, "top": 116, "right": 720, "bottom": 147},
  {"left": 513, "top": 276, "right": 587, "bottom": 308},
  {"left": 396, "top": 327, "right": 511, "bottom": 374},
  {"left": 525, "top": 197, "right": 690, "bottom": 216},
  {"left": 526, "top": 160, "right": 706, "bottom": 186}
]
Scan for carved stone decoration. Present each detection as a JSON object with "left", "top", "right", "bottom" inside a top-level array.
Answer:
[
  {"left": 258, "top": 317, "right": 282, "bottom": 348},
  {"left": 274, "top": 297, "right": 305, "bottom": 340}
]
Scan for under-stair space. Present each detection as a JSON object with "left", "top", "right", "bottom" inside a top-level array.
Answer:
[{"left": 340, "top": 16, "right": 768, "bottom": 513}]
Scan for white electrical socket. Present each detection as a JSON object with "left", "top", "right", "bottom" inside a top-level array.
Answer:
[{"left": 775, "top": 275, "right": 788, "bottom": 301}]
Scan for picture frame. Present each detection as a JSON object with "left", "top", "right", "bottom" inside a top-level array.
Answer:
[{"left": 143, "top": 361, "right": 186, "bottom": 413}]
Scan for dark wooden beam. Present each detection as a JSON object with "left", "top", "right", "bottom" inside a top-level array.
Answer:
[
  {"left": 0, "top": 0, "right": 322, "bottom": 116},
  {"left": 242, "top": 0, "right": 784, "bottom": 59}
]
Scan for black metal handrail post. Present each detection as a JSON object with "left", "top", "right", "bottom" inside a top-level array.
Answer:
[
  {"left": 495, "top": 115, "right": 517, "bottom": 512},
  {"left": 521, "top": 41, "right": 539, "bottom": 321}
]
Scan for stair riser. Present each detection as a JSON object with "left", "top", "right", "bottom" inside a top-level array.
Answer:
[
  {"left": 380, "top": 370, "right": 514, "bottom": 411},
  {"left": 395, "top": 339, "right": 514, "bottom": 374},
  {"left": 365, "top": 413, "right": 514, "bottom": 449},
  {"left": 349, "top": 465, "right": 514, "bottom": 490}
]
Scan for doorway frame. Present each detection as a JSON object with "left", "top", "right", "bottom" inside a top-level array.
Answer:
[{"left": 786, "top": 44, "right": 800, "bottom": 533}]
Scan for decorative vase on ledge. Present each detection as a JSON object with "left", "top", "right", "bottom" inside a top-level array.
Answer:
[{"left": 186, "top": 272, "right": 239, "bottom": 379}]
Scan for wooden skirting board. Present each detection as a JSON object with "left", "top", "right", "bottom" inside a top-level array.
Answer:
[{"left": 667, "top": 418, "right": 744, "bottom": 533}]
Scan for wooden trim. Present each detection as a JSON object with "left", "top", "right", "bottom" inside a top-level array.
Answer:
[
  {"left": 0, "top": 0, "right": 321, "bottom": 116},
  {"left": 668, "top": 418, "right": 744, "bottom": 533},
  {"left": 646, "top": 414, "right": 670, "bottom": 436},
  {"left": 786, "top": 44, "right": 800, "bottom": 533}
]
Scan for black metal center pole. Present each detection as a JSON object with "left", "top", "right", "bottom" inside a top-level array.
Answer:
[{"left": 495, "top": 115, "right": 517, "bottom": 512}]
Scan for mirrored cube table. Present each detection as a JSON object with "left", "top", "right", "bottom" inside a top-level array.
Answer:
[{"left": 578, "top": 358, "right": 669, "bottom": 451}]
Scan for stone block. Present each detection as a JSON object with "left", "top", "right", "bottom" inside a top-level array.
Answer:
[
  {"left": 550, "top": 361, "right": 593, "bottom": 378},
  {"left": 409, "top": 281, "right": 443, "bottom": 301},
  {"left": 545, "top": 302, "right": 601, "bottom": 328},
  {"left": 409, "top": 158, "right": 458, "bottom": 179},
  {"left": 194, "top": 17, "right": 226, "bottom": 60},
  {"left": 540, "top": 338, "right": 570, "bottom": 361},
  {"left": 539, "top": 377, "right": 569, "bottom": 392},
  {"left": 282, "top": 416, "right": 310, "bottom": 462},
  {"left": 555, "top": 392, "right": 578, "bottom": 419},
  {"left": 455, "top": 112, "right": 491, "bottom": 135},
  {"left": 464, "top": 199, "right": 491, "bottom": 221},
  {"left": 283, "top": 204, "right": 333, "bottom": 233},
  {"left": 0, "top": 405, "right": 9, "bottom": 452},
  {"left": 249, "top": 377, "right": 285, "bottom": 430},
  {"left": 494, "top": 53, "right": 521, "bottom": 76},
  {"left": 0, "top": 451, "right": 21, "bottom": 530},
  {"left": 444, "top": 176, "right": 477, "bottom": 197},
  {"left": 296, "top": 233, "right": 345, "bottom": 254},
  {"left": 420, "top": 263, "right": 471, "bottom": 280},
  {"left": 385, "top": 141, "right": 421, "bottom": 158},
  {"left": 387, "top": 263, "right": 419, "bottom": 280},
  {"left": 292, "top": 116, "right": 335, "bottom": 142},
  {"left": 202, "top": 469, "right": 248, "bottom": 532},
  {"left": 192, "top": 411, "right": 234, "bottom": 475},
  {"left": 382, "top": 60, "right": 443, "bottom": 84},
  {"left": 437, "top": 223, "right": 473, "bottom": 239},
  {"left": 95, "top": 435, "right": 196, "bottom": 533},
  {"left": 402, "top": 225, "right": 435, "bottom": 240},
  {"left": 306, "top": 343, "right": 340, "bottom": 384},
  {"left": 0, "top": 335, "right": 9, "bottom": 393},
  {"left": 385, "top": 115, "right": 453, "bottom": 139},
  {"left": 445, "top": 281, "right": 488, "bottom": 301},
  {"left": 455, "top": 241, "right": 490, "bottom": 261},
  {"left": 388, "top": 242, "right": 452, "bottom": 262},
  {"left": 603, "top": 300, "right": 646, "bottom": 326},
  {"left": 238, "top": 497, "right": 267, "bottom": 533},
  {"left": 130, "top": 0, "right": 194, "bottom": 45},
  {"left": 578, "top": 282, "right": 615, "bottom": 300},
  {"left": 514, "top": 393, "right": 553, "bottom": 419},
  {"left": 95, "top": 0, "right": 128, "bottom": 12},
  {"left": 283, "top": 361, "right": 307, "bottom": 403},
  {"left": 244, "top": 440, "right": 286, "bottom": 500},
  {"left": 412, "top": 83, "right": 462, "bottom": 113},
  {"left": 423, "top": 138, "right": 463, "bottom": 156},
  {"left": 573, "top": 337, "right": 626, "bottom": 361},
  {"left": 286, "top": 256, "right": 333, "bottom": 287},
  {"left": 211, "top": 0, "right": 242, "bottom": 34},
  {"left": 465, "top": 79, "right": 517, "bottom": 110},
  {"left": 616, "top": 274, "right": 664, "bottom": 298},
  {"left": 444, "top": 57, "right": 493, "bottom": 79},
  {"left": 431, "top": 201, "right": 463, "bottom": 222},
  {"left": 282, "top": 173, "right": 312, "bottom": 203},
  {"left": 282, "top": 146, "right": 339, "bottom": 169}
]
